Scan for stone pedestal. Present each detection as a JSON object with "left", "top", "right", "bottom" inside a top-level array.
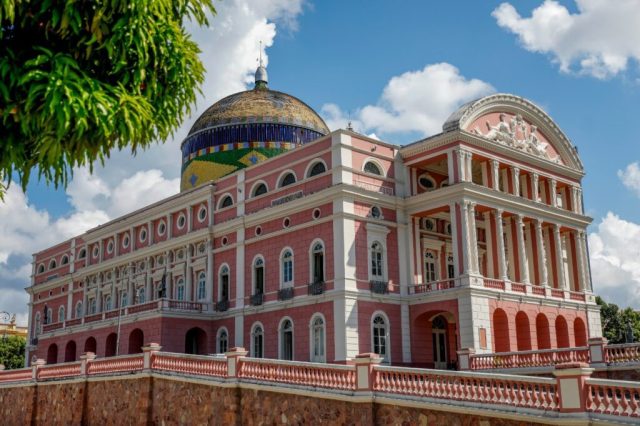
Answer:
[
  {"left": 553, "top": 362, "right": 594, "bottom": 413},
  {"left": 354, "top": 353, "right": 382, "bottom": 391}
]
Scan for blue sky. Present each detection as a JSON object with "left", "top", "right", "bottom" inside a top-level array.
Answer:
[{"left": 3, "top": 0, "right": 640, "bottom": 322}]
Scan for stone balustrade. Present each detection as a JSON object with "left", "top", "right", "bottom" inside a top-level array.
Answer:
[
  {"left": 374, "top": 366, "right": 559, "bottom": 411},
  {"left": 605, "top": 343, "right": 640, "bottom": 364},
  {"left": 470, "top": 347, "right": 590, "bottom": 370},
  {"left": 1, "top": 346, "right": 639, "bottom": 420}
]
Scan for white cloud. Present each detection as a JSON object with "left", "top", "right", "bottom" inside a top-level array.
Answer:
[
  {"left": 321, "top": 63, "right": 494, "bottom": 138},
  {"left": 589, "top": 212, "right": 640, "bottom": 308},
  {"left": 493, "top": 0, "right": 640, "bottom": 79},
  {"left": 0, "top": 0, "right": 306, "bottom": 325},
  {"left": 618, "top": 162, "right": 640, "bottom": 197}
]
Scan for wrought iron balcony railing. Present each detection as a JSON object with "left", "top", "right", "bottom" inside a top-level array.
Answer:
[
  {"left": 278, "top": 287, "right": 294, "bottom": 301},
  {"left": 370, "top": 280, "right": 389, "bottom": 294},
  {"left": 250, "top": 293, "right": 264, "bottom": 306},
  {"left": 308, "top": 281, "right": 325, "bottom": 296},
  {"left": 215, "top": 299, "right": 229, "bottom": 312}
]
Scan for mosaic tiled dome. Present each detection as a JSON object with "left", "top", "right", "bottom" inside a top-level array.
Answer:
[{"left": 180, "top": 65, "right": 329, "bottom": 191}]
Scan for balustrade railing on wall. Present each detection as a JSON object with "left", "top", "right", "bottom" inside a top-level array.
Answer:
[
  {"left": 470, "top": 347, "right": 589, "bottom": 370},
  {"left": 409, "top": 279, "right": 456, "bottom": 295},
  {"left": 239, "top": 358, "right": 356, "bottom": 391},
  {"left": 1, "top": 348, "right": 640, "bottom": 419},
  {"left": 605, "top": 343, "right": 640, "bottom": 364},
  {"left": 374, "top": 366, "right": 559, "bottom": 411}
]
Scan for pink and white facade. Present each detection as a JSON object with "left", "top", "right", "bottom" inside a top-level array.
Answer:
[{"left": 25, "top": 94, "right": 601, "bottom": 369}]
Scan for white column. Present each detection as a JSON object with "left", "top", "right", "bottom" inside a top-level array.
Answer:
[
  {"left": 66, "top": 283, "right": 73, "bottom": 320},
  {"left": 578, "top": 231, "right": 591, "bottom": 291},
  {"left": 515, "top": 214, "right": 530, "bottom": 284},
  {"left": 491, "top": 159, "right": 500, "bottom": 191},
  {"left": 574, "top": 230, "right": 586, "bottom": 291},
  {"left": 449, "top": 203, "right": 460, "bottom": 278},
  {"left": 166, "top": 214, "right": 172, "bottom": 239},
  {"left": 483, "top": 212, "right": 495, "bottom": 278},
  {"left": 494, "top": 210, "right": 508, "bottom": 280},
  {"left": 111, "top": 268, "right": 117, "bottom": 305},
  {"left": 148, "top": 222, "right": 154, "bottom": 245},
  {"left": 413, "top": 217, "right": 423, "bottom": 284},
  {"left": 532, "top": 173, "right": 539, "bottom": 202},
  {"left": 467, "top": 202, "right": 479, "bottom": 274},
  {"left": 206, "top": 238, "right": 214, "bottom": 305},
  {"left": 553, "top": 225, "right": 567, "bottom": 290},
  {"left": 511, "top": 167, "right": 520, "bottom": 196},
  {"left": 185, "top": 246, "right": 192, "bottom": 301},
  {"left": 455, "top": 149, "right": 466, "bottom": 182},
  {"left": 235, "top": 228, "right": 245, "bottom": 308},
  {"left": 535, "top": 220, "right": 549, "bottom": 287},
  {"left": 481, "top": 162, "right": 489, "bottom": 187},
  {"left": 550, "top": 179, "right": 557, "bottom": 208},
  {"left": 460, "top": 201, "right": 471, "bottom": 275},
  {"left": 576, "top": 188, "right": 583, "bottom": 214},
  {"left": 504, "top": 217, "right": 515, "bottom": 280},
  {"left": 465, "top": 152, "right": 473, "bottom": 183},
  {"left": 447, "top": 150, "right": 456, "bottom": 183}
]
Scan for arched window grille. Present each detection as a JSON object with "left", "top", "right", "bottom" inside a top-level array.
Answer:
[
  {"left": 251, "top": 325, "right": 264, "bottom": 358},
  {"left": 308, "top": 162, "right": 326, "bottom": 177},
  {"left": 218, "top": 329, "right": 228, "bottom": 354},
  {"left": 220, "top": 266, "right": 230, "bottom": 301},
  {"left": 364, "top": 161, "right": 382, "bottom": 176},
  {"left": 254, "top": 258, "right": 264, "bottom": 294},
  {"left": 197, "top": 272, "right": 206, "bottom": 300},
  {"left": 176, "top": 278, "right": 185, "bottom": 301},
  {"left": 282, "top": 250, "right": 293, "bottom": 286},
  {"left": 425, "top": 252, "right": 437, "bottom": 282},
  {"left": 311, "top": 316, "right": 325, "bottom": 363},
  {"left": 371, "top": 242, "right": 383, "bottom": 279},
  {"left": 312, "top": 243, "right": 324, "bottom": 283}
]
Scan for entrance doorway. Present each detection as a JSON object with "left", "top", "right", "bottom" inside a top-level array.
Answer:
[{"left": 432, "top": 315, "right": 448, "bottom": 369}]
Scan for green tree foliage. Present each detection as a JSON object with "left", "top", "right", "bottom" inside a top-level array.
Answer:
[
  {"left": 0, "top": 0, "right": 215, "bottom": 197},
  {"left": 596, "top": 296, "right": 640, "bottom": 344},
  {"left": 0, "top": 335, "right": 26, "bottom": 369}
]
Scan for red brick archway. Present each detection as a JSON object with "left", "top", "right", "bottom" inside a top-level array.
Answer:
[
  {"left": 574, "top": 317, "right": 587, "bottom": 347},
  {"left": 64, "top": 340, "right": 76, "bottom": 362},
  {"left": 555, "top": 316, "right": 570, "bottom": 348},
  {"left": 105, "top": 333, "right": 117, "bottom": 357},
  {"left": 128, "top": 329, "right": 144, "bottom": 354},
  {"left": 47, "top": 343, "right": 58, "bottom": 364},
  {"left": 515, "top": 312, "right": 532, "bottom": 351},
  {"left": 492, "top": 309, "right": 510, "bottom": 352},
  {"left": 535, "top": 314, "right": 551, "bottom": 349},
  {"left": 84, "top": 336, "right": 97, "bottom": 354},
  {"left": 185, "top": 327, "right": 207, "bottom": 355}
]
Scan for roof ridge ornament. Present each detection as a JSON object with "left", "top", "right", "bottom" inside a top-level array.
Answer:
[{"left": 255, "top": 41, "right": 268, "bottom": 89}]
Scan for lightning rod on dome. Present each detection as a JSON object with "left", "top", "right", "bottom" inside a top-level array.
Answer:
[{"left": 255, "top": 40, "right": 268, "bottom": 89}]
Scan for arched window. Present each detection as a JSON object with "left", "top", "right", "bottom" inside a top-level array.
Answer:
[
  {"left": 218, "top": 328, "right": 228, "bottom": 354},
  {"left": 138, "top": 288, "right": 146, "bottom": 304},
  {"left": 281, "top": 249, "right": 293, "bottom": 287},
  {"left": 364, "top": 161, "right": 382, "bottom": 176},
  {"left": 219, "top": 265, "right": 230, "bottom": 301},
  {"left": 425, "top": 252, "right": 437, "bottom": 282},
  {"left": 75, "top": 302, "right": 83, "bottom": 319},
  {"left": 49, "top": 259, "right": 57, "bottom": 270},
  {"left": 372, "top": 314, "right": 389, "bottom": 362},
  {"left": 279, "top": 172, "right": 296, "bottom": 188},
  {"left": 252, "top": 182, "right": 268, "bottom": 197},
  {"left": 61, "top": 255, "right": 69, "bottom": 265},
  {"left": 58, "top": 306, "right": 65, "bottom": 323},
  {"left": 89, "top": 298, "right": 97, "bottom": 314},
  {"left": 280, "top": 319, "right": 294, "bottom": 361},
  {"left": 176, "top": 278, "right": 185, "bottom": 301},
  {"left": 78, "top": 248, "right": 86, "bottom": 259},
  {"left": 104, "top": 295, "right": 112, "bottom": 311},
  {"left": 37, "top": 264, "right": 45, "bottom": 274},
  {"left": 219, "top": 194, "right": 233, "bottom": 209},
  {"left": 251, "top": 324, "right": 264, "bottom": 358},
  {"left": 310, "top": 315, "right": 325, "bottom": 363},
  {"left": 46, "top": 307, "right": 53, "bottom": 324},
  {"left": 253, "top": 257, "right": 264, "bottom": 295},
  {"left": 308, "top": 161, "right": 326, "bottom": 177},
  {"left": 311, "top": 242, "right": 324, "bottom": 283},
  {"left": 120, "top": 292, "right": 127, "bottom": 308},
  {"left": 370, "top": 242, "right": 383, "bottom": 279},
  {"left": 197, "top": 272, "right": 206, "bottom": 300}
]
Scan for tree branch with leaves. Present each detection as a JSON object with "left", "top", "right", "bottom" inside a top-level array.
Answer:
[{"left": 0, "top": 0, "right": 215, "bottom": 198}]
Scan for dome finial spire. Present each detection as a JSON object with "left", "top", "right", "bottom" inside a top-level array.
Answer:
[{"left": 255, "top": 40, "right": 268, "bottom": 89}]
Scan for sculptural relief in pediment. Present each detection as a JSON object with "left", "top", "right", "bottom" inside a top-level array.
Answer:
[{"left": 467, "top": 112, "right": 563, "bottom": 165}]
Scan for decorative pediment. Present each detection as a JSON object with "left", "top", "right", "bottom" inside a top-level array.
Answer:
[
  {"left": 469, "top": 112, "right": 562, "bottom": 164},
  {"left": 442, "top": 94, "right": 583, "bottom": 172}
]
